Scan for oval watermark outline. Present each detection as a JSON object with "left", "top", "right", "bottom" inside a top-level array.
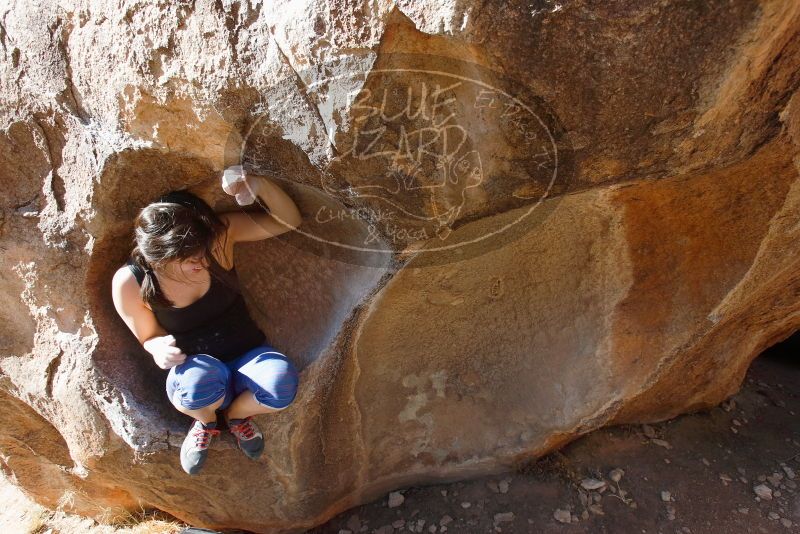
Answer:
[{"left": 234, "top": 59, "right": 563, "bottom": 255}]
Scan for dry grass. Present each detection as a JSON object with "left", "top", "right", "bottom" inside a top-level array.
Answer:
[{"left": 106, "top": 506, "right": 185, "bottom": 534}]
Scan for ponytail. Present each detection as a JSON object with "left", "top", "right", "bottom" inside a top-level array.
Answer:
[{"left": 131, "top": 246, "right": 172, "bottom": 308}]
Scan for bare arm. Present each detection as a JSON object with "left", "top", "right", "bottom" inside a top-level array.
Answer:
[
  {"left": 111, "top": 267, "right": 167, "bottom": 344},
  {"left": 111, "top": 267, "right": 186, "bottom": 369},
  {"left": 220, "top": 173, "right": 303, "bottom": 243}
]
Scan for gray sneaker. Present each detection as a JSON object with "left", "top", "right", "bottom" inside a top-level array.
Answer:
[
  {"left": 180, "top": 420, "right": 220, "bottom": 475},
  {"left": 227, "top": 416, "right": 265, "bottom": 459}
]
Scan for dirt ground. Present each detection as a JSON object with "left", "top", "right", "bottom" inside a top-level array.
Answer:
[
  {"left": 310, "top": 334, "right": 800, "bottom": 534},
  {"left": 2, "top": 334, "right": 798, "bottom": 534}
]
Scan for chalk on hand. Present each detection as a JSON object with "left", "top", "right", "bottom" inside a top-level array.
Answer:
[{"left": 222, "top": 165, "right": 255, "bottom": 206}]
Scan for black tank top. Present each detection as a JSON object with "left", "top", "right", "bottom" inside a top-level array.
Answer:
[{"left": 126, "top": 254, "right": 267, "bottom": 362}]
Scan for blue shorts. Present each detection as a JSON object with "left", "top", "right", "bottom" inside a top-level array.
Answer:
[{"left": 166, "top": 344, "right": 299, "bottom": 411}]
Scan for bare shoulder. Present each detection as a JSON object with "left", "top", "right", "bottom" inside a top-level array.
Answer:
[
  {"left": 112, "top": 264, "right": 137, "bottom": 288},
  {"left": 111, "top": 265, "right": 151, "bottom": 310}
]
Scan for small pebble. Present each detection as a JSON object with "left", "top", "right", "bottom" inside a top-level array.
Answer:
[
  {"left": 609, "top": 468, "right": 624, "bottom": 482},
  {"left": 498, "top": 480, "right": 510, "bottom": 494},
  {"left": 754, "top": 484, "right": 773, "bottom": 500},
  {"left": 493, "top": 512, "right": 514, "bottom": 524},
  {"left": 387, "top": 491, "right": 404, "bottom": 508},
  {"left": 581, "top": 478, "right": 606, "bottom": 491},
  {"left": 553, "top": 508, "right": 571, "bottom": 523}
]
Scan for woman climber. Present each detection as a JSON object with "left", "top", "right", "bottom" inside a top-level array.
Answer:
[{"left": 110, "top": 166, "right": 303, "bottom": 475}]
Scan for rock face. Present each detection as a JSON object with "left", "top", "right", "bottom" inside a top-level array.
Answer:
[{"left": 1, "top": 0, "right": 799, "bottom": 532}]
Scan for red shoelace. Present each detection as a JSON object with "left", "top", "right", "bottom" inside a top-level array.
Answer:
[
  {"left": 229, "top": 417, "right": 258, "bottom": 440},
  {"left": 192, "top": 425, "right": 220, "bottom": 449}
]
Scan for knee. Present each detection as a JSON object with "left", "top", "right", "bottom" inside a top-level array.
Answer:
[
  {"left": 167, "top": 354, "right": 232, "bottom": 411},
  {"left": 253, "top": 357, "right": 299, "bottom": 410}
]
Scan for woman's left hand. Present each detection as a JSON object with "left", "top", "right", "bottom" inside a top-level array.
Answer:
[{"left": 222, "top": 165, "right": 260, "bottom": 206}]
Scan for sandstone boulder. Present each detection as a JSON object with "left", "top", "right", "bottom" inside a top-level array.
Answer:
[{"left": 1, "top": 1, "right": 799, "bottom": 532}]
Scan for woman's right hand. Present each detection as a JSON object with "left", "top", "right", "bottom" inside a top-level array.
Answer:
[
  {"left": 221, "top": 165, "right": 259, "bottom": 206},
  {"left": 143, "top": 334, "right": 187, "bottom": 370}
]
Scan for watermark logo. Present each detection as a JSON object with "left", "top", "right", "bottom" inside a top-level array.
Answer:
[{"left": 231, "top": 53, "right": 574, "bottom": 266}]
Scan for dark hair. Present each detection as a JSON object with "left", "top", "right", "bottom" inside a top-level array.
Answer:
[{"left": 130, "top": 190, "right": 233, "bottom": 308}]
